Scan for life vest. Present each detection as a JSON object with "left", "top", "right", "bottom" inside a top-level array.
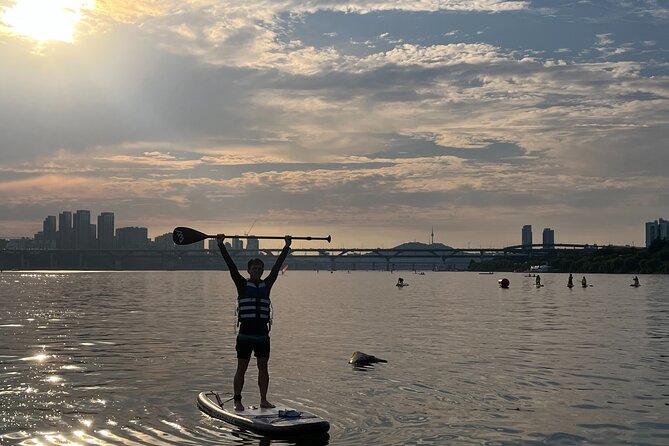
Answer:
[{"left": 237, "top": 280, "right": 272, "bottom": 330}]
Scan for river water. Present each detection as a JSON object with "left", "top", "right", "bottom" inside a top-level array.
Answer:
[{"left": 0, "top": 271, "right": 668, "bottom": 445}]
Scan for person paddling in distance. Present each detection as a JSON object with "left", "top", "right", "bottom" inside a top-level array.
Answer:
[
  {"left": 633, "top": 276, "right": 640, "bottom": 287},
  {"left": 217, "top": 234, "right": 292, "bottom": 411},
  {"left": 535, "top": 275, "right": 541, "bottom": 286}
]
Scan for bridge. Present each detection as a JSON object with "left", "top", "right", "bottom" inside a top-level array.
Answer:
[{"left": 0, "top": 243, "right": 612, "bottom": 271}]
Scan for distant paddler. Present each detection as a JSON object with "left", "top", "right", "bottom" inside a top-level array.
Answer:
[
  {"left": 581, "top": 276, "right": 588, "bottom": 288},
  {"left": 396, "top": 277, "right": 408, "bottom": 287},
  {"left": 567, "top": 273, "right": 574, "bottom": 288},
  {"left": 631, "top": 276, "right": 640, "bottom": 287},
  {"left": 535, "top": 275, "right": 541, "bottom": 287}
]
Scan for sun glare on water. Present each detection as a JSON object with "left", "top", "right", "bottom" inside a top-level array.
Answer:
[{"left": 1, "top": 0, "right": 95, "bottom": 43}]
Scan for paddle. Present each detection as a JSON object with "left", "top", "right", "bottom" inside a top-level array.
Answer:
[{"left": 172, "top": 226, "right": 331, "bottom": 245}]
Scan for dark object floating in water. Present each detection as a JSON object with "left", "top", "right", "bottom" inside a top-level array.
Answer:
[{"left": 349, "top": 351, "right": 387, "bottom": 366}]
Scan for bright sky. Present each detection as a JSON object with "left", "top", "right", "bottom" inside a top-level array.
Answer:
[{"left": 0, "top": 0, "right": 667, "bottom": 248}]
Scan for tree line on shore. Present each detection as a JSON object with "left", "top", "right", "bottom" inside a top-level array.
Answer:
[{"left": 469, "top": 240, "right": 669, "bottom": 274}]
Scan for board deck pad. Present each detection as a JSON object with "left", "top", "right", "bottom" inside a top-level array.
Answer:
[{"left": 197, "top": 391, "right": 330, "bottom": 436}]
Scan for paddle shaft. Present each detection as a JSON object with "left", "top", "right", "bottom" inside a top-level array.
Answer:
[
  {"left": 213, "top": 234, "right": 328, "bottom": 241},
  {"left": 172, "top": 226, "right": 331, "bottom": 245}
]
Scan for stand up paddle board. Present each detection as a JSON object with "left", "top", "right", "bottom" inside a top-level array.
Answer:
[{"left": 197, "top": 391, "right": 330, "bottom": 436}]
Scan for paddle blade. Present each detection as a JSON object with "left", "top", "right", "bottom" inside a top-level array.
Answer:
[{"left": 173, "top": 227, "right": 210, "bottom": 245}]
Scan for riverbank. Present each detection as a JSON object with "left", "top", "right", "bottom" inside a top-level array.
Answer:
[{"left": 469, "top": 240, "right": 669, "bottom": 274}]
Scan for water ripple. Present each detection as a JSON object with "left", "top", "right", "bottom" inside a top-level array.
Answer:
[{"left": 1, "top": 271, "right": 668, "bottom": 445}]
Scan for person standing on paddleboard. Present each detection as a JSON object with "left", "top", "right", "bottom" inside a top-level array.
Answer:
[{"left": 217, "top": 234, "right": 292, "bottom": 411}]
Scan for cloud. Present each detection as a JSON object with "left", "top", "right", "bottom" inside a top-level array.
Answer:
[
  {"left": 0, "top": 174, "right": 120, "bottom": 204},
  {"left": 595, "top": 33, "right": 614, "bottom": 46},
  {"left": 0, "top": 0, "right": 667, "bottom": 245},
  {"left": 60, "top": 0, "right": 528, "bottom": 77},
  {"left": 352, "top": 43, "right": 508, "bottom": 69},
  {"left": 94, "top": 151, "right": 203, "bottom": 170}
]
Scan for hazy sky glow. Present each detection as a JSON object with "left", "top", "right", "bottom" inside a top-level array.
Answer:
[{"left": 1, "top": 0, "right": 667, "bottom": 247}]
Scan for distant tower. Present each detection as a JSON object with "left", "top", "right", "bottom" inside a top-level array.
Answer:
[
  {"left": 98, "top": 212, "right": 115, "bottom": 250},
  {"left": 646, "top": 218, "right": 669, "bottom": 247},
  {"left": 73, "top": 210, "right": 92, "bottom": 249},
  {"left": 43, "top": 216, "right": 57, "bottom": 248},
  {"left": 115, "top": 226, "right": 149, "bottom": 249},
  {"left": 542, "top": 228, "right": 555, "bottom": 249},
  {"left": 246, "top": 236, "right": 259, "bottom": 254},
  {"left": 231, "top": 238, "right": 243, "bottom": 250},
  {"left": 522, "top": 225, "right": 532, "bottom": 249},
  {"left": 57, "top": 211, "right": 73, "bottom": 249},
  {"left": 430, "top": 226, "right": 434, "bottom": 245}
]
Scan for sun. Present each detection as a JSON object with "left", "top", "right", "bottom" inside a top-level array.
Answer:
[{"left": 1, "top": 0, "right": 95, "bottom": 43}]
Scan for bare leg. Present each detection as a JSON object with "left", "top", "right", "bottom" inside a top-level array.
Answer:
[
  {"left": 233, "top": 358, "right": 250, "bottom": 411},
  {"left": 257, "top": 357, "right": 275, "bottom": 408}
]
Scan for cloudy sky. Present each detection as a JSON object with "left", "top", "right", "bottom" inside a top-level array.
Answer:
[{"left": 1, "top": 0, "right": 667, "bottom": 248}]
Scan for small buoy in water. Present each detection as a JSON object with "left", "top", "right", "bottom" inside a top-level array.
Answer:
[{"left": 499, "top": 278, "right": 510, "bottom": 288}]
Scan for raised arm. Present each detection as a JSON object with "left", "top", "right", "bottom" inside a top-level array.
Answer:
[
  {"left": 217, "top": 235, "right": 245, "bottom": 286},
  {"left": 265, "top": 236, "right": 292, "bottom": 286}
]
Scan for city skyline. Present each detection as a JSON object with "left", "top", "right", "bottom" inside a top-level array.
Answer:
[
  {"left": 2, "top": 207, "right": 665, "bottom": 250},
  {"left": 1, "top": 1, "right": 667, "bottom": 247}
]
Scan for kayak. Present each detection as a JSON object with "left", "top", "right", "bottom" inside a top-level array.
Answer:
[{"left": 197, "top": 391, "right": 330, "bottom": 436}]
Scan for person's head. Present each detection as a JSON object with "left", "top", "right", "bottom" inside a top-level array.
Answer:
[{"left": 247, "top": 258, "right": 264, "bottom": 280}]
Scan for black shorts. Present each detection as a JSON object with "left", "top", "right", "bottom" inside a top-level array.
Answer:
[{"left": 236, "top": 334, "right": 270, "bottom": 359}]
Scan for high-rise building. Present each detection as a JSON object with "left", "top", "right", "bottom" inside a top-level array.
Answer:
[
  {"left": 89, "top": 224, "right": 97, "bottom": 249},
  {"left": 73, "top": 210, "right": 92, "bottom": 249},
  {"left": 231, "top": 238, "right": 243, "bottom": 250},
  {"left": 542, "top": 228, "right": 555, "bottom": 249},
  {"left": 98, "top": 212, "right": 115, "bottom": 249},
  {"left": 154, "top": 233, "right": 175, "bottom": 250},
  {"left": 645, "top": 218, "right": 669, "bottom": 247},
  {"left": 246, "top": 236, "right": 259, "bottom": 253},
  {"left": 43, "top": 216, "right": 57, "bottom": 247},
  {"left": 116, "top": 227, "right": 150, "bottom": 249},
  {"left": 57, "top": 211, "right": 73, "bottom": 249},
  {"left": 522, "top": 225, "right": 532, "bottom": 249}
]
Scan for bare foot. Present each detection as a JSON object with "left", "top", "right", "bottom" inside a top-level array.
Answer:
[
  {"left": 234, "top": 401, "right": 245, "bottom": 411},
  {"left": 260, "top": 400, "right": 275, "bottom": 409}
]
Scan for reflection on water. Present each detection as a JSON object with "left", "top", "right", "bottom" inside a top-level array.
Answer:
[{"left": 0, "top": 271, "right": 668, "bottom": 445}]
